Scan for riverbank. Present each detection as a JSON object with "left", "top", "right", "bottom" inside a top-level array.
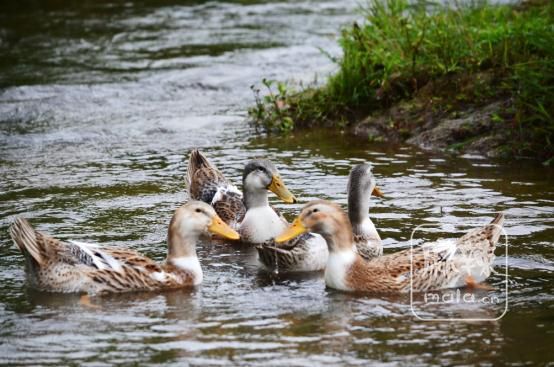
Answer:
[{"left": 249, "top": 0, "right": 554, "bottom": 164}]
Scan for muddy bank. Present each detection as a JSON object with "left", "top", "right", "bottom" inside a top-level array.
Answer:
[{"left": 351, "top": 99, "right": 513, "bottom": 159}]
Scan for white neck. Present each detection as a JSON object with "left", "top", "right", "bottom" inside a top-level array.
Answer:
[
  {"left": 243, "top": 174, "right": 269, "bottom": 209},
  {"left": 324, "top": 250, "right": 356, "bottom": 291},
  {"left": 355, "top": 218, "right": 381, "bottom": 240},
  {"left": 170, "top": 256, "right": 203, "bottom": 285},
  {"left": 240, "top": 206, "right": 287, "bottom": 244}
]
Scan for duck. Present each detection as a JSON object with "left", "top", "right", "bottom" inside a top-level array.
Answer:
[
  {"left": 186, "top": 149, "right": 247, "bottom": 230},
  {"left": 276, "top": 200, "right": 504, "bottom": 293},
  {"left": 9, "top": 201, "right": 239, "bottom": 294},
  {"left": 186, "top": 149, "right": 295, "bottom": 240},
  {"left": 256, "top": 163, "right": 384, "bottom": 272},
  {"left": 347, "top": 163, "right": 384, "bottom": 259},
  {"left": 186, "top": 149, "right": 328, "bottom": 272}
]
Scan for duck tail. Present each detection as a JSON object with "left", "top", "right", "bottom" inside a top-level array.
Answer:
[
  {"left": 488, "top": 212, "right": 505, "bottom": 246},
  {"left": 456, "top": 212, "right": 505, "bottom": 258},
  {"left": 186, "top": 149, "right": 215, "bottom": 189},
  {"left": 9, "top": 218, "right": 44, "bottom": 266}
]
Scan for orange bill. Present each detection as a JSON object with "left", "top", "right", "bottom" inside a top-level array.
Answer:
[
  {"left": 372, "top": 186, "right": 384, "bottom": 198},
  {"left": 268, "top": 174, "right": 297, "bottom": 204},
  {"left": 275, "top": 217, "right": 307, "bottom": 243},
  {"left": 208, "top": 215, "right": 240, "bottom": 240}
]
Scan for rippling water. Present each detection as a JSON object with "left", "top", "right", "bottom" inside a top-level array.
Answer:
[{"left": 1, "top": 1, "right": 553, "bottom": 365}]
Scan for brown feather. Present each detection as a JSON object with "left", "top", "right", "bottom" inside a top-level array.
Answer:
[{"left": 9, "top": 217, "right": 201, "bottom": 294}]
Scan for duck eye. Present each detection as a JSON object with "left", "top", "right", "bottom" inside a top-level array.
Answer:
[
  {"left": 195, "top": 208, "right": 202, "bottom": 213},
  {"left": 257, "top": 167, "right": 264, "bottom": 172},
  {"left": 312, "top": 208, "right": 319, "bottom": 213}
]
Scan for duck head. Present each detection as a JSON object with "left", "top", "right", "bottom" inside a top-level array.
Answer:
[
  {"left": 276, "top": 200, "right": 354, "bottom": 253},
  {"left": 242, "top": 159, "right": 297, "bottom": 208},
  {"left": 168, "top": 201, "right": 239, "bottom": 258}
]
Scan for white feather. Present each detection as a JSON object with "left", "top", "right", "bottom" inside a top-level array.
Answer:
[
  {"left": 227, "top": 184, "right": 241, "bottom": 196},
  {"left": 324, "top": 250, "right": 356, "bottom": 291},
  {"left": 240, "top": 206, "right": 287, "bottom": 244},
  {"left": 150, "top": 271, "right": 167, "bottom": 282},
  {"left": 298, "top": 234, "right": 328, "bottom": 271},
  {"left": 69, "top": 240, "right": 123, "bottom": 272},
  {"left": 421, "top": 238, "right": 458, "bottom": 262},
  {"left": 421, "top": 238, "right": 491, "bottom": 288},
  {"left": 359, "top": 218, "right": 380, "bottom": 240},
  {"left": 170, "top": 256, "right": 203, "bottom": 285},
  {"left": 211, "top": 185, "right": 242, "bottom": 205}
]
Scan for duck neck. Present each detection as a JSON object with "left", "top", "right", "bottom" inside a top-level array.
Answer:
[
  {"left": 348, "top": 184, "right": 371, "bottom": 236},
  {"left": 243, "top": 186, "right": 269, "bottom": 210},
  {"left": 167, "top": 224, "right": 198, "bottom": 261},
  {"left": 320, "top": 221, "right": 356, "bottom": 254}
]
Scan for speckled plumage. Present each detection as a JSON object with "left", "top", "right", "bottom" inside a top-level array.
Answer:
[
  {"left": 354, "top": 233, "right": 383, "bottom": 260},
  {"left": 281, "top": 200, "right": 505, "bottom": 293},
  {"left": 186, "top": 150, "right": 329, "bottom": 272},
  {"left": 343, "top": 212, "right": 505, "bottom": 292},
  {"left": 186, "top": 150, "right": 292, "bottom": 241},
  {"left": 9, "top": 219, "right": 197, "bottom": 294},
  {"left": 186, "top": 149, "right": 245, "bottom": 228},
  {"left": 256, "top": 233, "right": 328, "bottom": 272},
  {"left": 9, "top": 202, "right": 238, "bottom": 295}
]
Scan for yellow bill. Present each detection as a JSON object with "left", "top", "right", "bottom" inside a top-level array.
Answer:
[
  {"left": 208, "top": 215, "right": 240, "bottom": 240},
  {"left": 275, "top": 217, "right": 307, "bottom": 243},
  {"left": 372, "top": 186, "right": 384, "bottom": 198},
  {"left": 268, "top": 174, "right": 297, "bottom": 204}
]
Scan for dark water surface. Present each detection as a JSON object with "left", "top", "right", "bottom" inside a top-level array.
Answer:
[{"left": 1, "top": 1, "right": 553, "bottom": 366}]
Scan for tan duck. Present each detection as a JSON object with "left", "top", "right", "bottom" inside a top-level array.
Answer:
[
  {"left": 276, "top": 200, "right": 505, "bottom": 293},
  {"left": 9, "top": 201, "right": 239, "bottom": 294},
  {"left": 256, "top": 163, "right": 384, "bottom": 272}
]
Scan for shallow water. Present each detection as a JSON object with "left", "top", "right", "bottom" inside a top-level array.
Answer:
[{"left": 1, "top": 1, "right": 553, "bottom": 366}]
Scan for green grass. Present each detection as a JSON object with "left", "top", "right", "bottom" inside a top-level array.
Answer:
[{"left": 249, "top": 0, "right": 554, "bottom": 162}]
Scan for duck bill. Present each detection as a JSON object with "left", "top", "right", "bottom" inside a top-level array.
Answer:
[
  {"left": 372, "top": 186, "right": 384, "bottom": 198},
  {"left": 275, "top": 217, "right": 307, "bottom": 243},
  {"left": 268, "top": 174, "right": 297, "bottom": 204},
  {"left": 208, "top": 216, "right": 240, "bottom": 240}
]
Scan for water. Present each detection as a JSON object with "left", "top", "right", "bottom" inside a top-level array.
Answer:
[{"left": 1, "top": 1, "right": 553, "bottom": 365}]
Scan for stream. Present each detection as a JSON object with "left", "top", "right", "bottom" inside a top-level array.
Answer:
[{"left": 1, "top": 0, "right": 553, "bottom": 365}]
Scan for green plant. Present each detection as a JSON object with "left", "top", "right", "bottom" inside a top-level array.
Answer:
[
  {"left": 248, "top": 79, "right": 295, "bottom": 133},
  {"left": 249, "top": 0, "right": 554, "bottom": 161}
]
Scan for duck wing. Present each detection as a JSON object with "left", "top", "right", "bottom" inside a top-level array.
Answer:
[
  {"left": 186, "top": 149, "right": 231, "bottom": 202},
  {"left": 256, "top": 233, "right": 328, "bottom": 272},
  {"left": 186, "top": 149, "right": 245, "bottom": 228}
]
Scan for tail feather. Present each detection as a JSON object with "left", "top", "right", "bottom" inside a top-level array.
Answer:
[
  {"left": 488, "top": 212, "right": 505, "bottom": 246},
  {"left": 9, "top": 218, "right": 44, "bottom": 265},
  {"left": 456, "top": 212, "right": 505, "bottom": 254},
  {"left": 186, "top": 149, "right": 218, "bottom": 189}
]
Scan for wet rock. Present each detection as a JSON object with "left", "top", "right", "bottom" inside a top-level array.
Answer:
[
  {"left": 351, "top": 99, "right": 509, "bottom": 158},
  {"left": 407, "top": 101, "right": 506, "bottom": 155}
]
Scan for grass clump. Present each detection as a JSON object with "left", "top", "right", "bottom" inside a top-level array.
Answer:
[
  {"left": 250, "top": 79, "right": 295, "bottom": 133},
  {"left": 249, "top": 0, "right": 554, "bottom": 162}
]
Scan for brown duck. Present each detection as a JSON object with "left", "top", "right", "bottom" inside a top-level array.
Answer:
[
  {"left": 276, "top": 200, "right": 505, "bottom": 293},
  {"left": 9, "top": 201, "right": 239, "bottom": 294}
]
